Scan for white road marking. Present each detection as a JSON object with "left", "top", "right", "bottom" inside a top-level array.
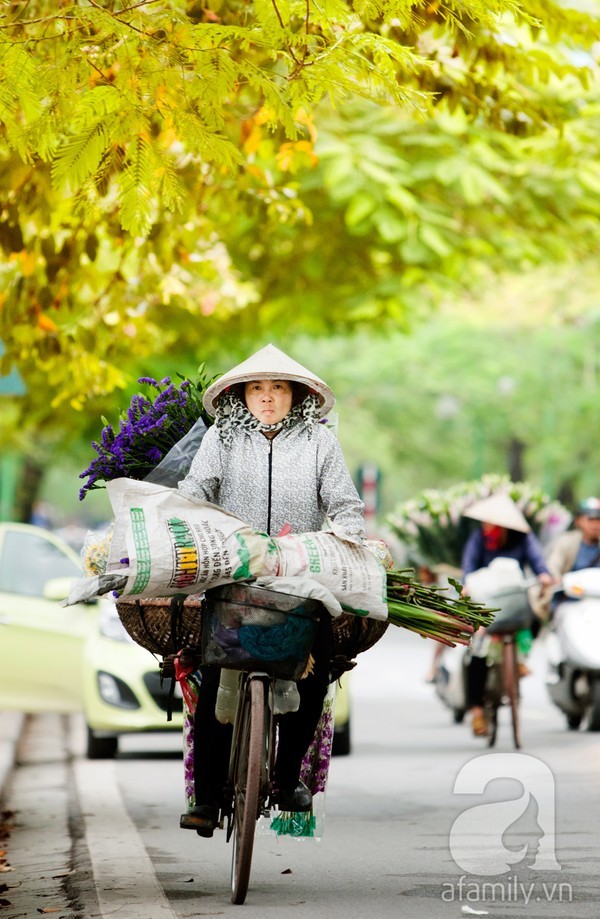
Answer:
[{"left": 74, "top": 759, "right": 179, "bottom": 918}]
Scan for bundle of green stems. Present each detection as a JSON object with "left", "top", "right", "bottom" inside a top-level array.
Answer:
[{"left": 386, "top": 568, "right": 497, "bottom": 647}]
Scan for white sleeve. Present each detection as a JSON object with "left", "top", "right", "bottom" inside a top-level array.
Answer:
[
  {"left": 317, "top": 427, "right": 365, "bottom": 541},
  {"left": 177, "top": 425, "right": 222, "bottom": 503}
]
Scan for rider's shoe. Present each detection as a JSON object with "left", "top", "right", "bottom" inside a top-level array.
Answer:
[
  {"left": 276, "top": 781, "right": 313, "bottom": 812},
  {"left": 470, "top": 707, "right": 487, "bottom": 737},
  {"left": 179, "top": 805, "right": 219, "bottom": 837}
]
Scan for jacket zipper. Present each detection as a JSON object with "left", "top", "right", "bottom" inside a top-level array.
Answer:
[{"left": 266, "top": 438, "right": 273, "bottom": 535}]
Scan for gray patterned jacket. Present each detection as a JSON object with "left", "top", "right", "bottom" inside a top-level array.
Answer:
[{"left": 178, "top": 422, "right": 365, "bottom": 540}]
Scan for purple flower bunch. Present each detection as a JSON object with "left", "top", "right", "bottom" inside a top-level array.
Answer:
[{"left": 79, "top": 367, "right": 215, "bottom": 500}]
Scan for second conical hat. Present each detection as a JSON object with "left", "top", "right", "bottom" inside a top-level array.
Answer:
[
  {"left": 202, "top": 343, "right": 335, "bottom": 417},
  {"left": 463, "top": 493, "right": 530, "bottom": 533}
]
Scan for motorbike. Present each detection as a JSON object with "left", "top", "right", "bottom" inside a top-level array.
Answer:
[
  {"left": 545, "top": 567, "right": 600, "bottom": 731},
  {"left": 434, "top": 643, "right": 468, "bottom": 723}
]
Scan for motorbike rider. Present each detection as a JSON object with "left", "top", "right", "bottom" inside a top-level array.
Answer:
[
  {"left": 177, "top": 344, "right": 365, "bottom": 836},
  {"left": 533, "top": 497, "right": 600, "bottom": 619},
  {"left": 460, "top": 493, "right": 554, "bottom": 737}
]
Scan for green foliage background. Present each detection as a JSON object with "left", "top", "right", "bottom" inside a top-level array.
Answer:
[{"left": 1, "top": 0, "right": 599, "bottom": 523}]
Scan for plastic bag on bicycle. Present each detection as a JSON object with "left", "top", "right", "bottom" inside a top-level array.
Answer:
[{"left": 464, "top": 557, "right": 532, "bottom": 634}]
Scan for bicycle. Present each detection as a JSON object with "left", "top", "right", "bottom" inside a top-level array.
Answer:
[
  {"left": 483, "top": 628, "right": 521, "bottom": 749},
  {"left": 201, "top": 582, "right": 323, "bottom": 905},
  {"left": 479, "top": 579, "right": 535, "bottom": 750}
]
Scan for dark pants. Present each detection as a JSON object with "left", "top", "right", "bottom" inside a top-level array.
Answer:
[
  {"left": 466, "top": 655, "right": 488, "bottom": 709},
  {"left": 193, "top": 613, "right": 333, "bottom": 808}
]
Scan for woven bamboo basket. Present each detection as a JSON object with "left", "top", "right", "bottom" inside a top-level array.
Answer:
[
  {"left": 116, "top": 593, "right": 389, "bottom": 661},
  {"left": 116, "top": 595, "right": 203, "bottom": 656},
  {"left": 331, "top": 613, "right": 389, "bottom": 659}
]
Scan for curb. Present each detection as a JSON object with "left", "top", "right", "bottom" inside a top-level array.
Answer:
[{"left": 0, "top": 711, "right": 26, "bottom": 807}]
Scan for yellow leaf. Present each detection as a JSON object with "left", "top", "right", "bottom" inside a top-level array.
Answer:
[
  {"left": 296, "top": 109, "right": 317, "bottom": 143},
  {"left": 242, "top": 122, "right": 263, "bottom": 155},
  {"left": 37, "top": 314, "right": 57, "bottom": 333},
  {"left": 19, "top": 250, "right": 37, "bottom": 277},
  {"left": 276, "top": 141, "right": 317, "bottom": 173}
]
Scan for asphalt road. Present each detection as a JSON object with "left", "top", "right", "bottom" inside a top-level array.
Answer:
[{"left": 2, "top": 627, "right": 600, "bottom": 918}]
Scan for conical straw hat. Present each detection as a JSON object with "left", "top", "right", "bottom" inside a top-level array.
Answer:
[
  {"left": 463, "top": 493, "right": 530, "bottom": 533},
  {"left": 202, "top": 343, "right": 336, "bottom": 418}
]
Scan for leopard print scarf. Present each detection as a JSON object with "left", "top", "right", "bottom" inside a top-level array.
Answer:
[{"left": 214, "top": 389, "right": 322, "bottom": 447}]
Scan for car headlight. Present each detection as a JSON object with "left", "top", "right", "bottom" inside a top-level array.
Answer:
[
  {"left": 99, "top": 605, "right": 133, "bottom": 642},
  {"left": 97, "top": 671, "right": 140, "bottom": 709}
]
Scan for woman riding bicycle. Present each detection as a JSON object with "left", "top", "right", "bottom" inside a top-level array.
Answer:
[
  {"left": 177, "top": 344, "right": 365, "bottom": 835},
  {"left": 461, "top": 493, "right": 553, "bottom": 737}
]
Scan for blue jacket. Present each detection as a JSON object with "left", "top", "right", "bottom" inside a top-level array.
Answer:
[{"left": 461, "top": 528, "right": 550, "bottom": 577}]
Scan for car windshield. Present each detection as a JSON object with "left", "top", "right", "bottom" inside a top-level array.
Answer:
[{"left": 0, "top": 530, "right": 80, "bottom": 597}]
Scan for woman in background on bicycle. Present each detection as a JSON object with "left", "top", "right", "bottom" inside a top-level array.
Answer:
[
  {"left": 177, "top": 343, "right": 365, "bottom": 836},
  {"left": 460, "top": 493, "right": 553, "bottom": 737}
]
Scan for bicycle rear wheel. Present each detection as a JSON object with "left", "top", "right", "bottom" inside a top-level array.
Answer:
[
  {"left": 231, "top": 677, "right": 265, "bottom": 905},
  {"left": 502, "top": 637, "right": 521, "bottom": 749}
]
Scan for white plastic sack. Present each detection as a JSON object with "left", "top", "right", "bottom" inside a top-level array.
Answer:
[
  {"left": 464, "top": 556, "right": 527, "bottom": 603},
  {"left": 273, "top": 528, "right": 387, "bottom": 619},
  {"left": 104, "top": 478, "right": 277, "bottom": 597},
  {"left": 66, "top": 479, "right": 388, "bottom": 619}
]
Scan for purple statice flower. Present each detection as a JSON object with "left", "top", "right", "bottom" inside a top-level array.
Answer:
[
  {"left": 127, "top": 393, "right": 152, "bottom": 423},
  {"left": 79, "top": 367, "right": 215, "bottom": 499},
  {"left": 100, "top": 424, "right": 115, "bottom": 446},
  {"left": 153, "top": 385, "right": 177, "bottom": 409}
]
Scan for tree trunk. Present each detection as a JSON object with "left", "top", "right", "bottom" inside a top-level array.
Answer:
[
  {"left": 507, "top": 437, "right": 526, "bottom": 482},
  {"left": 557, "top": 479, "right": 576, "bottom": 509},
  {"left": 14, "top": 456, "right": 46, "bottom": 524}
]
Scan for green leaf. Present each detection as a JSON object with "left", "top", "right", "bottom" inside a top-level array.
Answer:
[{"left": 345, "top": 192, "right": 377, "bottom": 227}]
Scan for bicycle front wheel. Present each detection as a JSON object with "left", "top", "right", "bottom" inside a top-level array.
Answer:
[
  {"left": 484, "top": 662, "right": 499, "bottom": 748},
  {"left": 503, "top": 638, "right": 521, "bottom": 749},
  {"left": 231, "top": 677, "right": 265, "bottom": 905}
]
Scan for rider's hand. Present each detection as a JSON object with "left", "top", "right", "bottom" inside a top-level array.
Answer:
[{"left": 537, "top": 572, "right": 555, "bottom": 587}]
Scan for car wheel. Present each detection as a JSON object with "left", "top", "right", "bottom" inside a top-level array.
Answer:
[
  {"left": 87, "top": 727, "right": 118, "bottom": 759},
  {"left": 331, "top": 717, "right": 351, "bottom": 756}
]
